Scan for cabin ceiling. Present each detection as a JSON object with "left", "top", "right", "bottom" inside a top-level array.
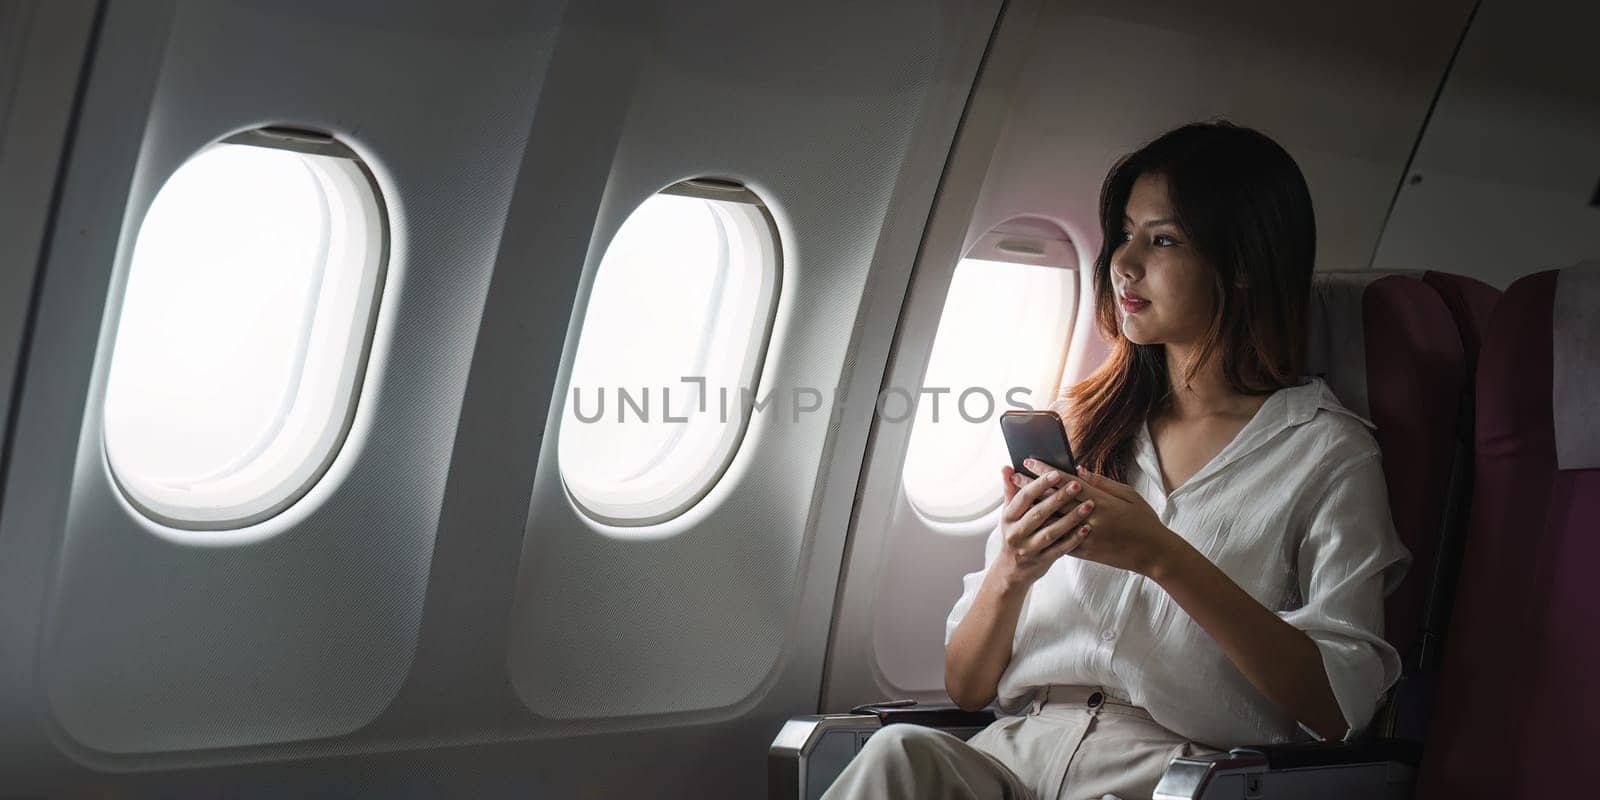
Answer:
[{"left": 967, "top": 0, "right": 1474, "bottom": 273}]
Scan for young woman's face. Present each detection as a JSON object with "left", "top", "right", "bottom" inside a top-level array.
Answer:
[{"left": 1111, "top": 173, "right": 1216, "bottom": 347}]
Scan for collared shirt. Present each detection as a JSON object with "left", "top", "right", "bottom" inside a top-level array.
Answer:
[{"left": 945, "top": 377, "right": 1411, "bottom": 747}]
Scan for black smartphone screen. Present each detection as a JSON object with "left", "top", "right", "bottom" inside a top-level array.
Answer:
[{"left": 999, "top": 410, "right": 1078, "bottom": 479}]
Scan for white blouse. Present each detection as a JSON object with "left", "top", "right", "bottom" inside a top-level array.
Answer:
[{"left": 944, "top": 377, "right": 1410, "bottom": 747}]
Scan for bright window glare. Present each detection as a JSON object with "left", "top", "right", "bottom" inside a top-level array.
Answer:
[
  {"left": 103, "top": 140, "right": 385, "bottom": 529},
  {"left": 559, "top": 191, "right": 779, "bottom": 526},
  {"left": 902, "top": 258, "right": 1075, "bottom": 524},
  {"left": 109, "top": 147, "right": 324, "bottom": 480}
]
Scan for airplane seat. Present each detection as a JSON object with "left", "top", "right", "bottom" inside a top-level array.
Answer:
[
  {"left": 1386, "top": 271, "right": 1502, "bottom": 737},
  {"left": 1416, "top": 261, "right": 1600, "bottom": 798},
  {"left": 1136, "top": 271, "right": 1470, "bottom": 798},
  {"left": 1302, "top": 272, "right": 1466, "bottom": 676},
  {"left": 1418, "top": 272, "right": 1498, "bottom": 371},
  {"left": 771, "top": 272, "right": 1475, "bottom": 799}
]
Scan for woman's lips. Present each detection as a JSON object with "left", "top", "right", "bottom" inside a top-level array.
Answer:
[{"left": 1120, "top": 296, "right": 1150, "bottom": 314}]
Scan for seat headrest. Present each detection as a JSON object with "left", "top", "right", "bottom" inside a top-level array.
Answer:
[
  {"left": 1554, "top": 260, "right": 1600, "bottom": 470},
  {"left": 1305, "top": 272, "right": 1387, "bottom": 419}
]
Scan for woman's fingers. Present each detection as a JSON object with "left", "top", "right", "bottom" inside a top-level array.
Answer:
[
  {"left": 1015, "top": 458, "right": 1077, "bottom": 498},
  {"left": 1002, "top": 469, "right": 1064, "bottom": 531},
  {"left": 1012, "top": 471, "right": 1081, "bottom": 502},
  {"left": 1023, "top": 458, "right": 1071, "bottom": 480},
  {"left": 1000, "top": 465, "right": 1019, "bottom": 503},
  {"left": 1040, "top": 521, "right": 1092, "bottom": 560},
  {"left": 998, "top": 461, "right": 1108, "bottom": 567},
  {"left": 1011, "top": 472, "right": 1061, "bottom": 500},
  {"left": 1017, "top": 480, "right": 1081, "bottom": 535},
  {"left": 1005, "top": 477, "right": 1084, "bottom": 550},
  {"left": 1076, "top": 466, "right": 1141, "bottom": 503},
  {"left": 1022, "top": 494, "right": 1094, "bottom": 555}
]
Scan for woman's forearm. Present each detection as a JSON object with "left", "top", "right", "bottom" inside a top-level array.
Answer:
[
  {"left": 944, "top": 567, "right": 1030, "bottom": 711},
  {"left": 1149, "top": 537, "right": 1347, "bottom": 739}
]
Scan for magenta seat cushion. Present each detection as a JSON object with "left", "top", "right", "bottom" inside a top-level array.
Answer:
[{"left": 1420, "top": 269, "right": 1598, "bottom": 796}]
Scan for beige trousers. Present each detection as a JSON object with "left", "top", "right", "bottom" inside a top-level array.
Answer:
[{"left": 820, "top": 685, "right": 1222, "bottom": 800}]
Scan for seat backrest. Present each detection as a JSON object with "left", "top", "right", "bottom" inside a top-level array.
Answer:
[
  {"left": 1420, "top": 271, "right": 1499, "bottom": 374},
  {"left": 1305, "top": 272, "right": 1466, "bottom": 670},
  {"left": 1419, "top": 261, "right": 1600, "bottom": 797},
  {"left": 1410, "top": 271, "right": 1500, "bottom": 670}
]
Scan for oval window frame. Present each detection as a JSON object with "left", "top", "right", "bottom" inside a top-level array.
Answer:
[
  {"left": 902, "top": 217, "right": 1078, "bottom": 526},
  {"left": 101, "top": 126, "right": 391, "bottom": 531},
  {"left": 557, "top": 178, "right": 783, "bottom": 528}
]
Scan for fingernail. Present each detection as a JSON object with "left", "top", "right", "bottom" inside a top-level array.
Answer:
[
  {"left": 1079, "top": 524, "right": 1091, "bottom": 535},
  {"left": 1066, "top": 481, "right": 1079, "bottom": 492},
  {"left": 1083, "top": 500, "right": 1094, "bottom": 511},
  {"left": 1046, "top": 471, "right": 1061, "bottom": 483},
  {"left": 1025, "top": 458, "right": 1039, "bottom": 470}
]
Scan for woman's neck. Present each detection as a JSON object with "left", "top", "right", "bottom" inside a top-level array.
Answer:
[{"left": 1160, "top": 342, "right": 1261, "bottom": 421}]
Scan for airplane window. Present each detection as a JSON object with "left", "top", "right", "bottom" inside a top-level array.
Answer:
[
  {"left": 902, "top": 256, "right": 1075, "bottom": 525},
  {"left": 559, "top": 181, "right": 780, "bottom": 527},
  {"left": 103, "top": 129, "right": 388, "bottom": 530}
]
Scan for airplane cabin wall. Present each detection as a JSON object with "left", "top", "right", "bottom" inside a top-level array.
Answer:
[
  {"left": 0, "top": 0, "right": 98, "bottom": 521},
  {"left": 0, "top": 0, "right": 1000, "bottom": 795},
  {"left": 2, "top": 0, "right": 564, "bottom": 773},
  {"left": 1372, "top": 0, "right": 1600, "bottom": 287}
]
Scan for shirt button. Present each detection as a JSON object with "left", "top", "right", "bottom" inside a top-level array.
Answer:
[{"left": 1101, "top": 630, "right": 1116, "bottom": 642}]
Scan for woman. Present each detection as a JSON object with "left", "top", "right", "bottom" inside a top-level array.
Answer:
[{"left": 824, "top": 121, "right": 1409, "bottom": 799}]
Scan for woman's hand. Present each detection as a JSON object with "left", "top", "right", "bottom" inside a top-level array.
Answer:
[
  {"left": 1008, "top": 463, "right": 1182, "bottom": 579},
  {"left": 991, "top": 462, "right": 1095, "bottom": 588}
]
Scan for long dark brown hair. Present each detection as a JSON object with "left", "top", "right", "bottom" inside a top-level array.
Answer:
[{"left": 1065, "top": 121, "right": 1316, "bottom": 481}]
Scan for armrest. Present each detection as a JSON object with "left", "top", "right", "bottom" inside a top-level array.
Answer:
[
  {"left": 1154, "top": 738, "right": 1420, "bottom": 800},
  {"left": 768, "top": 702, "right": 996, "bottom": 800},
  {"left": 852, "top": 701, "right": 996, "bottom": 730},
  {"left": 770, "top": 713, "right": 879, "bottom": 800},
  {"left": 1230, "top": 737, "right": 1420, "bottom": 770}
]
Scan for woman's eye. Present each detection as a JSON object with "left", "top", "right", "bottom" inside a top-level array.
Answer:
[
  {"left": 1118, "top": 230, "right": 1132, "bottom": 242},
  {"left": 1153, "top": 234, "right": 1177, "bottom": 247}
]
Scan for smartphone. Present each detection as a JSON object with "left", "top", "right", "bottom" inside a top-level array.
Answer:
[{"left": 999, "top": 410, "right": 1078, "bottom": 479}]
